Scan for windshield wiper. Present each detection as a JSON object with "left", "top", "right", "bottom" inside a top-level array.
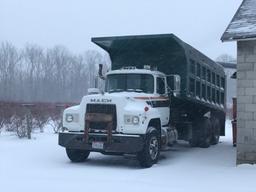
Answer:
[
  {"left": 108, "top": 89, "right": 124, "bottom": 93},
  {"left": 126, "top": 89, "right": 143, "bottom": 93}
]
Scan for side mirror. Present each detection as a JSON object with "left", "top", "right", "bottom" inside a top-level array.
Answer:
[{"left": 167, "top": 75, "right": 181, "bottom": 96}]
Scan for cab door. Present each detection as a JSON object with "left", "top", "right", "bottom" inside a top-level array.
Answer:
[{"left": 156, "top": 76, "right": 170, "bottom": 126}]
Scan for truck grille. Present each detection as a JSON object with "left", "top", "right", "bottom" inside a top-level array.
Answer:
[{"left": 86, "top": 104, "right": 117, "bottom": 131}]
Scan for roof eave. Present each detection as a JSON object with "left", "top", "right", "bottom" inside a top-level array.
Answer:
[{"left": 222, "top": 35, "right": 256, "bottom": 42}]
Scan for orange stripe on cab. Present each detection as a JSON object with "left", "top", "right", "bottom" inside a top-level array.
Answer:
[{"left": 134, "top": 96, "right": 169, "bottom": 100}]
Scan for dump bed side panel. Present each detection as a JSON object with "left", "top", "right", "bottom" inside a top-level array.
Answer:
[
  {"left": 92, "top": 34, "right": 226, "bottom": 112},
  {"left": 92, "top": 34, "right": 188, "bottom": 96}
]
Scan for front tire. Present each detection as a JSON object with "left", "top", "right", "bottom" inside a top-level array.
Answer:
[
  {"left": 137, "top": 129, "right": 160, "bottom": 168},
  {"left": 66, "top": 148, "right": 90, "bottom": 162}
]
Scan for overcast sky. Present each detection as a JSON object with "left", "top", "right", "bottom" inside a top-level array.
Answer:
[{"left": 0, "top": 0, "right": 242, "bottom": 60}]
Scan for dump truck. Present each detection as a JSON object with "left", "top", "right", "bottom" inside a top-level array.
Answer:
[{"left": 59, "top": 34, "right": 226, "bottom": 167}]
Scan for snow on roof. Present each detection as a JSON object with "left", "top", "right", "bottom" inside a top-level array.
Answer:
[{"left": 221, "top": 0, "right": 256, "bottom": 41}]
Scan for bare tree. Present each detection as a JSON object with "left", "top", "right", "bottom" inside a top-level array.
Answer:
[
  {"left": 0, "top": 42, "right": 21, "bottom": 101},
  {"left": 216, "top": 54, "right": 236, "bottom": 63},
  {"left": 84, "top": 50, "right": 103, "bottom": 89},
  {"left": 0, "top": 42, "right": 107, "bottom": 103},
  {"left": 22, "top": 44, "right": 44, "bottom": 101}
]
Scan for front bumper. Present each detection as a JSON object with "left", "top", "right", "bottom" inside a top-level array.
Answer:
[{"left": 58, "top": 132, "right": 144, "bottom": 154}]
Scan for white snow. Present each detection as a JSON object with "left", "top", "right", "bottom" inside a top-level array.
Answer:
[{"left": 1, "top": 120, "right": 256, "bottom": 192}]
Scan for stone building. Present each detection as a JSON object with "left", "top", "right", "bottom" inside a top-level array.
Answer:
[{"left": 221, "top": 0, "right": 256, "bottom": 164}]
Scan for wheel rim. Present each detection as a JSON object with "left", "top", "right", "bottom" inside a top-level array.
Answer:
[{"left": 149, "top": 136, "right": 159, "bottom": 160}]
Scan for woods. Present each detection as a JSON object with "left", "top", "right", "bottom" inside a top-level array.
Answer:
[{"left": 0, "top": 42, "right": 110, "bottom": 103}]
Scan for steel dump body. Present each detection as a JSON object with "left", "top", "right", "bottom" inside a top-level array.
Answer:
[
  {"left": 93, "top": 35, "right": 225, "bottom": 104},
  {"left": 92, "top": 34, "right": 226, "bottom": 135}
]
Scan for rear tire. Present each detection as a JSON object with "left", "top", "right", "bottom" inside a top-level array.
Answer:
[
  {"left": 190, "top": 117, "right": 212, "bottom": 148},
  {"left": 211, "top": 118, "right": 220, "bottom": 145},
  {"left": 189, "top": 123, "right": 199, "bottom": 147},
  {"left": 137, "top": 128, "right": 160, "bottom": 168},
  {"left": 66, "top": 148, "right": 90, "bottom": 162},
  {"left": 199, "top": 117, "right": 212, "bottom": 148}
]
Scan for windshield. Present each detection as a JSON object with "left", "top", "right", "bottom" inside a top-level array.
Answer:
[{"left": 105, "top": 74, "right": 154, "bottom": 93}]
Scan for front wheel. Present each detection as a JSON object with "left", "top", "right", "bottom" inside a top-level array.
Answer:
[
  {"left": 137, "top": 129, "right": 160, "bottom": 168},
  {"left": 65, "top": 148, "right": 90, "bottom": 162}
]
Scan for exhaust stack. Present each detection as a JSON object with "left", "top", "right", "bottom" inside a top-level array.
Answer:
[{"left": 98, "top": 64, "right": 106, "bottom": 80}]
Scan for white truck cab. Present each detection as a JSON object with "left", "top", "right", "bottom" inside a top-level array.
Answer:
[
  {"left": 59, "top": 33, "right": 226, "bottom": 168},
  {"left": 59, "top": 67, "right": 178, "bottom": 168}
]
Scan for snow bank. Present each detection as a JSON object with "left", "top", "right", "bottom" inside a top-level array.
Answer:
[{"left": 0, "top": 120, "right": 256, "bottom": 192}]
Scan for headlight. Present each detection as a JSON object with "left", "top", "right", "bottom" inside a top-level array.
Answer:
[
  {"left": 65, "top": 113, "right": 79, "bottom": 123},
  {"left": 124, "top": 115, "right": 140, "bottom": 125},
  {"left": 66, "top": 114, "right": 74, "bottom": 122}
]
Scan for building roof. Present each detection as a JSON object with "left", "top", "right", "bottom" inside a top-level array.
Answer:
[{"left": 221, "top": 0, "right": 256, "bottom": 41}]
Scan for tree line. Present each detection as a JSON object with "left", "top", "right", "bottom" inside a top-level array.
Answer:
[{"left": 0, "top": 42, "right": 110, "bottom": 102}]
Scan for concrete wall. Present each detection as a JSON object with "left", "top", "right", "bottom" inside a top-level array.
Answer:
[{"left": 237, "top": 40, "right": 256, "bottom": 164}]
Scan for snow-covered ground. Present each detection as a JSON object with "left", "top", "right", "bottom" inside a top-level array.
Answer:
[{"left": 1, "top": 120, "right": 256, "bottom": 192}]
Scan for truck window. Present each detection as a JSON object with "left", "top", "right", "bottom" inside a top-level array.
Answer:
[
  {"left": 106, "top": 74, "right": 154, "bottom": 93},
  {"left": 157, "top": 77, "right": 165, "bottom": 95}
]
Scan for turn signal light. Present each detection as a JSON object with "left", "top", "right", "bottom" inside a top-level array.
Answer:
[{"left": 144, "top": 106, "right": 149, "bottom": 112}]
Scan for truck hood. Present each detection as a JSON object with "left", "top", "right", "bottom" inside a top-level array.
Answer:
[
  {"left": 63, "top": 93, "right": 162, "bottom": 133},
  {"left": 81, "top": 93, "right": 149, "bottom": 111}
]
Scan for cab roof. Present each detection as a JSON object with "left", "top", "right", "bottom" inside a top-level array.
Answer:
[{"left": 106, "top": 68, "right": 165, "bottom": 76}]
